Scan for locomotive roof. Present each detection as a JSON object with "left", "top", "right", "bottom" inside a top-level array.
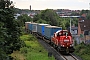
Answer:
[
  {"left": 56, "top": 30, "right": 68, "bottom": 33},
  {"left": 45, "top": 26, "right": 62, "bottom": 28},
  {"left": 56, "top": 30, "right": 62, "bottom": 33}
]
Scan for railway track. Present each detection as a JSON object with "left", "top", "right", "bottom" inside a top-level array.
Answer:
[{"left": 61, "top": 53, "right": 79, "bottom": 60}]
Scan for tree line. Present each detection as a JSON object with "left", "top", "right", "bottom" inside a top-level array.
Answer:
[
  {"left": 16, "top": 8, "right": 90, "bottom": 30},
  {"left": 33, "top": 9, "right": 78, "bottom": 29},
  {"left": 16, "top": 9, "right": 79, "bottom": 29},
  {"left": 0, "top": 0, "right": 25, "bottom": 59}
]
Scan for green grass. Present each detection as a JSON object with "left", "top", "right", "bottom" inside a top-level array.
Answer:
[
  {"left": 20, "top": 34, "right": 36, "bottom": 41},
  {"left": 11, "top": 34, "right": 55, "bottom": 60},
  {"left": 20, "top": 34, "right": 55, "bottom": 60},
  {"left": 26, "top": 52, "right": 54, "bottom": 60}
]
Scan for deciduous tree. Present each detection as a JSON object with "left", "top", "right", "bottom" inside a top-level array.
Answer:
[{"left": 0, "top": 0, "right": 24, "bottom": 59}]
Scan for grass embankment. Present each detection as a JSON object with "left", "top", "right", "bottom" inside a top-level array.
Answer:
[
  {"left": 12, "top": 34, "right": 55, "bottom": 60},
  {"left": 74, "top": 43, "right": 90, "bottom": 60}
]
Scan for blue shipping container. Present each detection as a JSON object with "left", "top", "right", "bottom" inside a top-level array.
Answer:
[
  {"left": 37, "top": 24, "right": 50, "bottom": 36},
  {"left": 32, "top": 23, "right": 38, "bottom": 32},
  {"left": 28, "top": 23, "right": 32, "bottom": 31},
  {"left": 44, "top": 26, "right": 62, "bottom": 40}
]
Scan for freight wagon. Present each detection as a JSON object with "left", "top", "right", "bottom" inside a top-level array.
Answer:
[
  {"left": 44, "top": 26, "right": 62, "bottom": 41},
  {"left": 25, "top": 22, "right": 31, "bottom": 32},
  {"left": 37, "top": 24, "right": 50, "bottom": 38},
  {"left": 28, "top": 23, "right": 38, "bottom": 34}
]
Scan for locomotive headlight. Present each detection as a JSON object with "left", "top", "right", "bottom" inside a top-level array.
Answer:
[
  {"left": 62, "top": 45, "right": 64, "bottom": 47},
  {"left": 70, "top": 45, "right": 72, "bottom": 47},
  {"left": 70, "top": 44, "right": 74, "bottom": 47},
  {"left": 61, "top": 45, "right": 64, "bottom": 47}
]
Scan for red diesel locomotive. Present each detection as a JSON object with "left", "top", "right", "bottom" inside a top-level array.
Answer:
[{"left": 51, "top": 30, "right": 75, "bottom": 53}]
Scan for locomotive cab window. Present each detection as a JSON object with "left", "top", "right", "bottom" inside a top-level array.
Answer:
[
  {"left": 57, "top": 32, "right": 61, "bottom": 36},
  {"left": 63, "top": 32, "right": 67, "bottom": 36},
  {"left": 62, "top": 31, "right": 69, "bottom": 36}
]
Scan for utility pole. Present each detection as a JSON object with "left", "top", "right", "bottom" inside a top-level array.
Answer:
[
  {"left": 89, "top": 3, "right": 90, "bottom": 10},
  {"left": 70, "top": 18, "right": 71, "bottom": 33}
]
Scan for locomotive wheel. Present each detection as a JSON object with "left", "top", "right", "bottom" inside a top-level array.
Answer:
[
  {"left": 49, "top": 41, "right": 52, "bottom": 45},
  {"left": 50, "top": 42, "right": 54, "bottom": 46},
  {"left": 53, "top": 44, "right": 55, "bottom": 48},
  {"left": 57, "top": 47, "right": 60, "bottom": 52}
]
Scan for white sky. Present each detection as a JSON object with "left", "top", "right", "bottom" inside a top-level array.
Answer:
[{"left": 11, "top": 0, "right": 90, "bottom": 10}]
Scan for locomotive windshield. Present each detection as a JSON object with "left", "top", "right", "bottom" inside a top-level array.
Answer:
[
  {"left": 63, "top": 31, "right": 71, "bottom": 36},
  {"left": 57, "top": 30, "right": 71, "bottom": 36}
]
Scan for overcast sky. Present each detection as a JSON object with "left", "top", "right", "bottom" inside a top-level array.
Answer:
[{"left": 11, "top": 0, "right": 90, "bottom": 10}]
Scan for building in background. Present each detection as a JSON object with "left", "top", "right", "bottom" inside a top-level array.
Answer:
[{"left": 30, "top": 5, "right": 31, "bottom": 11}]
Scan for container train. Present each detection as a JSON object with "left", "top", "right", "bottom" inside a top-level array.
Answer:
[{"left": 25, "top": 22, "right": 75, "bottom": 53}]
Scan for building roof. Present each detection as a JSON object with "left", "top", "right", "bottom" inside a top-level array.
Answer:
[{"left": 79, "top": 20, "right": 90, "bottom": 31}]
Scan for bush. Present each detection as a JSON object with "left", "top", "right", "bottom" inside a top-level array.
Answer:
[
  {"left": 74, "top": 40, "right": 77, "bottom": 46},
  {"left": 20, "top": 34, "right": 37, "bottom": 41},
  {"left": 20, "top": 47, "right": 28, "bottom": 54},
  {"left": 74, "top": 42, "right": 90, "bottom": 60}
]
